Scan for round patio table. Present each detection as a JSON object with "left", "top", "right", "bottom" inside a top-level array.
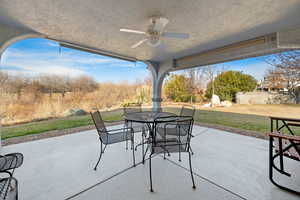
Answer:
[
  {"left": 124, "top": 111, "right": 176, "bottom": 163},
  {"left": 124, "top": 111, "right": 175, "bottom": 124}
]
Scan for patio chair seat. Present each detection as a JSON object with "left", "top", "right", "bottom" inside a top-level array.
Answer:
[
  {"left": 152, "top": 139, "right": 187, "bottom": 154},
  {"left": 157, "top": 126, "right": 188, "bottom": 137}
]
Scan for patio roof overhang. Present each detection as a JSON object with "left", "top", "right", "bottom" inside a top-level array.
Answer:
[{"left": 1, "top": 0, "right": 300, "bottom": 110}]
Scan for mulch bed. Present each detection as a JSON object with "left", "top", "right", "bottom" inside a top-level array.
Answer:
[{"left": 1, "top": 121, "right": 267, "bottom": 146}]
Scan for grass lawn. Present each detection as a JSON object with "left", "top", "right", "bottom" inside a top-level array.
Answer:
[
  {"left": 2, "top": 107, "right": 300, "bottom": 140},
  {"left": 1, "top": 109, "right": 124, "bottom": 139}
]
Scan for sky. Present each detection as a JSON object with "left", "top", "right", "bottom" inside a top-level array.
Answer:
[{"left": 0, "top": 38, "right": 272, "bottom": 83}]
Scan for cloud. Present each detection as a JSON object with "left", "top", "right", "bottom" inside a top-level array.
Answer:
[
  {"left": 0, "top": 48, "right": 88, "bottom": 77},
  {"left": 2, "top": 47, "right": 130, "bottom": 66},
  {"left": 0, "top": 39, "right": 145, "bottom": 83},
  {"left": 1, "top": 62, "right": 86, "bottom": 77}
]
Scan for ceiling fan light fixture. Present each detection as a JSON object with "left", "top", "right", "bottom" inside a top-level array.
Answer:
[
  {"left": 120, "top": 16, "right": 189, "bottom": 48},
  {"left": 147, "top": 39, "right": 161, "bottom": 47}
]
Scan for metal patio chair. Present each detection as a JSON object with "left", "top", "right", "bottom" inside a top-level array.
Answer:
[
  {"left": 148, "top": 116, "right": 196, "bottom": 192},
  {"left": 269, "top": 132, "right": 300, "bottom": 195},
  {"left": 90, "top": 111, "right": 135, "bottom": 170},
  {"left": 123, "top": 104, "right": 148, "bottom": 150},
  {"left": 0, "top": 153, "right": 23, "bottom": 200},
  {"left": 180, "top": 105, "right": 196, "bottom": 117},
  {"left": 158, "top": 105, "right": 196, "bottom": 156}
]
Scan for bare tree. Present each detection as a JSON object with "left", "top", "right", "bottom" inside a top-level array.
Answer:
[
  {"left": 263, "top": 68, "right": 286, "bottom": 91},
  {"left": 71, "top": 75, "right": 98, "bottom": 93},
  {"left": 0, "top": 71, "right": 8, "bottom": 85},
  {"left": 7, "top": 76, "right": 28, "bottom": 100},
  {"left": 39, "top": 75, "right": 72, "bottom": 98},
  {"left": 265, "top": 50, "right": 300, "bottom": 102}
]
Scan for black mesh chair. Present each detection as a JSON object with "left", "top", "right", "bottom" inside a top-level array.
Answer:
[
  {"left": 90, "top": 111, "right": 135, "bottom": 170},
  {"left": 123, "top": 105, "right": 147, "bottom": 144},
  {"left": 158, "top": 105, "right": 196, "bottom": 156},
  {"left": 148, "top": 116, "right": 196, "bottom": 192},
  {"left": 0, "top": 153, "right": 23, "bottom": 200},
  {"left": 180, "top": 105, "right": 196, "bottom": 117}
]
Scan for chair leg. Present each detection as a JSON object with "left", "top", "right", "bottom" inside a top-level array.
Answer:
[
  {"left": 190, "top": 146, "right": 194, "bottom": 155},
  {"left": 15, "top": 178, "right": 18, "bottom": 200},
  {"left": 142, "top": 128, "right": 145, "bottom": 164},
  {"left": 94, "top": 143, "right": 104, "bottom": 171},
  {"left": 149, "top": 153, "right": 154, "bottom": 192},
  {"left": 124, "top": 123, "right": 129, "bottom": 150},
  {"left": 179, "top": 151, "right": 182, "bottom": 162},
  {"left": 132, "top": 140, "right": 136, "bottom": 167},
  {"left": 188, "top": 151, "right": 196, "bottom": 189}
]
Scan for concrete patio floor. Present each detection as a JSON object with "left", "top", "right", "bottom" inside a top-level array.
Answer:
[{"left": 2, "top": 125, "right": 300, "bottom": 200}]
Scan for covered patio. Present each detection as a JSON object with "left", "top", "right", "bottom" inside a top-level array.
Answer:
[
  {"left": 1, "top": 0, "right": 300, "bottom": 113},
  {"left": 1, "top": 0, "right": 300, "bottom": 199},
  {"left": 1, "top": 124, "right": 299, "bottom": 200}
]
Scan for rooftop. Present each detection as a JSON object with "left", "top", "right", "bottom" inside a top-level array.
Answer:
[{"left": 2, "top": 124, "right": 299, "bottom": 200}]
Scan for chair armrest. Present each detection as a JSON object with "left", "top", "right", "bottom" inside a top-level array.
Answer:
[
  {"left": 103, "top": 119, "right": 124, "bottom": 123},
  {"left": 106, "top": 127, "right": 133, "bottom": 134},
  {"left": 269, "top": 132, "right": 300, "bottom": 142}
]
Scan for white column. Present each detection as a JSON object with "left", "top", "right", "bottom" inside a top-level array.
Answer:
[
  {"left": 0, "top": 24, "right": 43, "bottom": 150},
  {"left": 146, "top": 60, "right": 174, "bottom": 112}
]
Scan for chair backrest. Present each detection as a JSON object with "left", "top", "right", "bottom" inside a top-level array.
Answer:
[
  {"left": 123, "top": 104, "right": 142, "bottom": 114},
  {"left": 90, "top": 111, "right": 107, "bottom": 138},
  {"left": 154, "top": 116, "right": 194, "bottom": 151},
  {"left": 180, "top": 105, "right": 195, "bottom": 117},
  {"left": 0, "top": 153, "right": 23, "bottom": 172}
]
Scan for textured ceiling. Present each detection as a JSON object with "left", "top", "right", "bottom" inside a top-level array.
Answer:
[{"left": 1, "top": 0, "right": 300, "bottom": 62}]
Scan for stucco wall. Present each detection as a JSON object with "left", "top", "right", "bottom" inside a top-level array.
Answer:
[{"left": 236, "top": 92, "right": 294, "bottom": 104}]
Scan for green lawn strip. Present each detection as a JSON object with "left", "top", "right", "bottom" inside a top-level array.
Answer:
[
  {"left": 164, "top": 107, "right": 300, "bottom": 135},
  {"left": 2, "top": 107, "right": 300, "bottom": 140},
  {"left": 1, "top": 110, "right": 123, "bottom": 139}
]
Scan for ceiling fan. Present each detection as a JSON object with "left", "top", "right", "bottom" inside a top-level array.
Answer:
[{"left": 120, "top": 17, "right": 190, "bottom": 48}]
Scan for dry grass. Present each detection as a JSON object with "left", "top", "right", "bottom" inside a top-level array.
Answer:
[
  {"left": 163, "top": 102, "right": 300, "bottom": 119},
  {"left": 198, "top": 104, "right": 300, "bottom": 118},
  {"left": 0, "top": 83, "right": 152, "bottom": 125}
]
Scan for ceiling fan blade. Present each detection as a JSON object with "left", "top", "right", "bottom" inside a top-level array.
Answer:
[
  {"left": 162, "top": 32, "right": 190, "bottom": 39},
  {"left": 120, "top": 29, "right": 146, "bottom": 35},
  {"left": 153, "top": 17, "right": 169, "bottom": 32},
  {"left": 131, "top": 39, "right": 148, "bottom": 48}
]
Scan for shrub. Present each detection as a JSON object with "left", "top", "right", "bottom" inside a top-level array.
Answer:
[
  {"left": 206, "top": 71, "right": 257, "bottom": 102},
  {"left": 164, "top": 74, "right": 195, "bottom": 102}
]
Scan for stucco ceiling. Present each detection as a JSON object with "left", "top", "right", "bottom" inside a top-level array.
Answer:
[{"left": 0, "top": 0, "right": 300, "bottom": 62}]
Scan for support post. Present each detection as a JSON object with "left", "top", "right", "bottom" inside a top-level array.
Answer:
[
  {"left": 0, "top": 23, "right": 42, "bottom": 150},
  {"left": 146, "top": 60, "right": 174, "bottom": 112}
]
